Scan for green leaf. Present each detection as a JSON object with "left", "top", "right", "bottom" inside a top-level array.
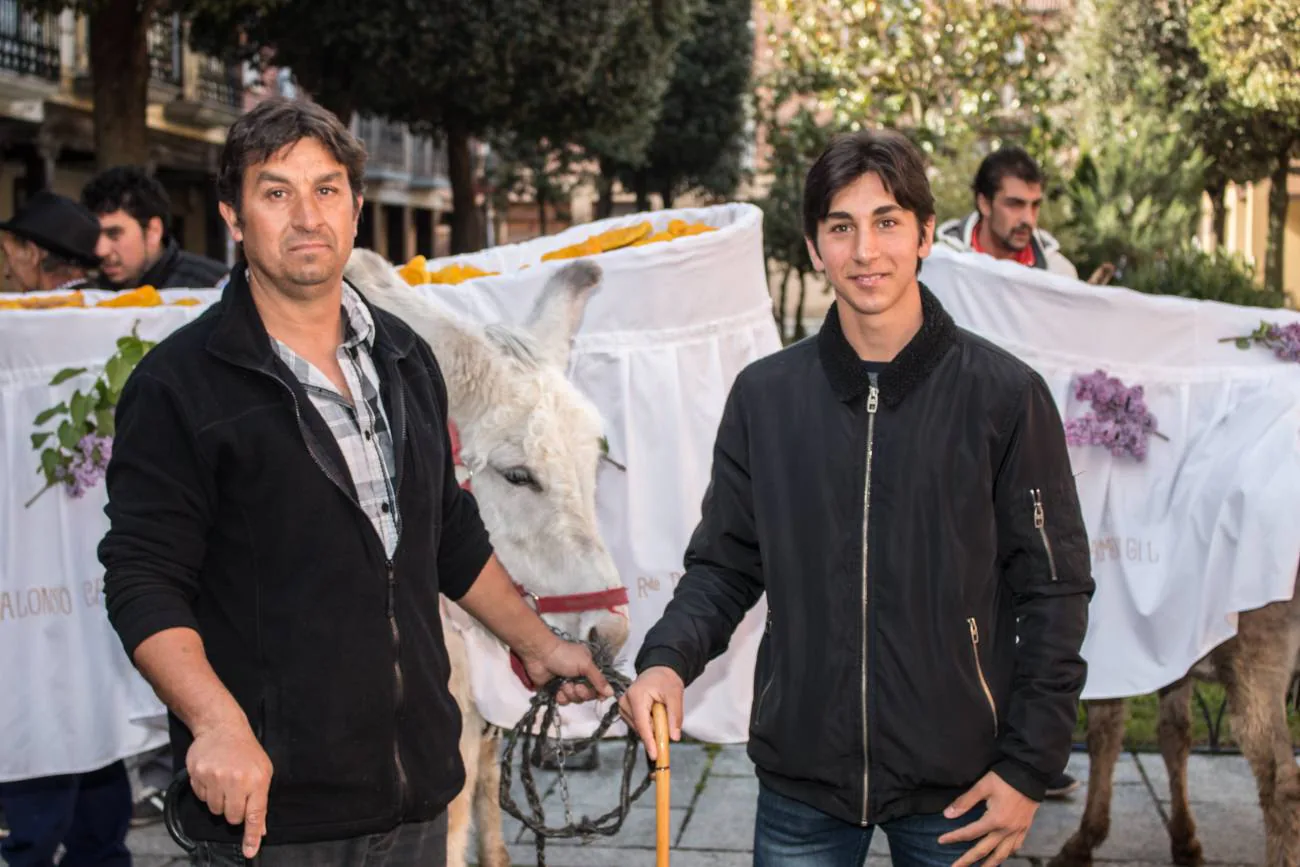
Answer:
[
  {"left": 1235, "top": 337, "right": 1251, "bottom": 350},
  {"left": 105, "top": 355, "right": 130, "bottom": 393},
  {"left": 117, "top": 341, "right": 145, "bottom": 368},
  {"left": 31, "top": 432, "right": 52, "bottom": 449},
  {"left": 95, "top": 408, "right": 116, "bottom": 437},
  {"left": 49, "top": 367, "right": 87, "bottom": 386},
  {"left": 40, "top": 448, "right": 59, "bottom": 479},
  {"left": 58, "top": 420, "right": 80, "bottom": 450},
  {"left": 33, "top": 402, "right": 67, "bottom": 426},
  {"left": 70, "top": 391, "right": 90, "bottom": 428}
]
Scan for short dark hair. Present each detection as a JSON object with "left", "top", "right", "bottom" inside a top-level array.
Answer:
[
  {"left": 802, "top": 129, "right": 935, "bottom": 247},
  {"left": 218, "top": 98, "right": 367, "bottom": 214},
  {"left": 972, "top": 146, "right": 1044, "bottom": 207},
  {"left": 81, "top": 165, "right": 173, "bottom": 236}
]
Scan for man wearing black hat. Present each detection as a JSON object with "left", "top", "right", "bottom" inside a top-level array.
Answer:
[{"left": 0, "top": 191, "right": 101, "bottom": 293}]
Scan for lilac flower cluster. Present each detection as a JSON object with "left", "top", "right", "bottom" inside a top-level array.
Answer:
[
  {"left": 1063, "top": 370, "right": 1162, "bottom": 461},
  {"left": 58, "top": 434, "right": 113, "bottom": 498},
  {"left": 1261, "top": 322, "right": 1300, "bottom": 362},
  {"left": 1222, "top": 320, "right": 1300, "bottom": 363}
]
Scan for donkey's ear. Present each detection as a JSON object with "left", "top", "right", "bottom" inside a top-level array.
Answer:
[{"left": 525, "top": 260, "right": 601, "bottom": 369}]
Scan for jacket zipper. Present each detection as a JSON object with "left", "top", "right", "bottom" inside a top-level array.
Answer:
[
  {"left": 1030, "top": 489, "right": 1058, "bottom": 581},
  {"left": 753, "top": 611, "right": 775, "bottom": 720},
  {"left": 388, "top": 559, "right": 410, "bottom": 812},
  {"left": 860, "top": 382, "right": 879, "bottom": 826},
  {"left": 967, "top": 617, "right": 998, "bottom": 733},
  {"left": 272, "top": 369, "right": 411, "bottom": 813}
]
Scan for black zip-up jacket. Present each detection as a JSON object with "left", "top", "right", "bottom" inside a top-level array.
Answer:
[
  {"left": 114, "top": 237, "right": 229, "bottom": 290},
  {"left": 99, "top": 267, "right": 493, "bottom": 844},
  {"left": 635, "top": 287, "right": 1093, "bottom": 826}
]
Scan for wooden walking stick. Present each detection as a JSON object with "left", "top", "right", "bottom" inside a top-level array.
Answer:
[{"left": 652, "top": 701, "right": 671, "bottom": 867}]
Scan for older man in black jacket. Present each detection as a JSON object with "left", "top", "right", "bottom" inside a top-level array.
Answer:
[
  {"left": 99, "top": 98, "right": 609, "bottom": 867},
  {"left": 621, "top": 130, "right": 1093, "bottom": 867}
]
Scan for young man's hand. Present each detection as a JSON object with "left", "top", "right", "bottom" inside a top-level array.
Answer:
[
  {"left": 517, "top": 634, "right": 614, "bottom": 705},
  {"left": 939, "top": 771, "right": 1038, "bottom": 867},
  {"left": 617, "top": 666, "right": 684, "bottom": 761}
]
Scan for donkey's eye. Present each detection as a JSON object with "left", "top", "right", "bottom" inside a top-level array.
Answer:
[{"left": 500, "top": 466, "right": 539, "bottom": 489}]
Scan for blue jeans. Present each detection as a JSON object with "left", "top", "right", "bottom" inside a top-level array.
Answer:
[
  {"left": 0, "top": 760, "right": 132, "bottom": 867},
  {"left": 754, "top": 783, "right": 984, "bottom": 866}
]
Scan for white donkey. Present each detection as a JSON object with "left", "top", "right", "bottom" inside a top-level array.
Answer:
[{"left": 344, "top": 248, "right": 631, "bottom": 867}]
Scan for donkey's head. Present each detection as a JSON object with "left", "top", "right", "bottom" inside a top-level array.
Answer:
[{"left": 344, "top": 249, "right": 629, "bottom": 655}]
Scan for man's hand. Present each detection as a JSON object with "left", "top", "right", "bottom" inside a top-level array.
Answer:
[
  {"left": 617, "top": 666, "right": 684, "bottom": 761},
  {"left": 518, "top": 635, "right": 614, "bottom": 705},
  {"left": 939, "top": 771, "right": 1038, "bottom": 867},
  {"left": 186, "top": 720, "right": 274, "bottom": 859}
]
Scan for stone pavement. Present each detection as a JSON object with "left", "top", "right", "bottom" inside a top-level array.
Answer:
[{"left": 126, "top": 747, "right": 1267, "bottom": 866}]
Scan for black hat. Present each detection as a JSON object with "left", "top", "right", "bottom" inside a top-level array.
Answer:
[{"left": 0, "top": 190, "right": 101, "bottom": 268}]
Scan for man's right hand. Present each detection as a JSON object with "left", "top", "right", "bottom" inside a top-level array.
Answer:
[
  {"left": 617, "top": 665, "right": 685, "bottom": 761},
  {"left": 186, "top": 720, "right": 274, "bottom": 859}
]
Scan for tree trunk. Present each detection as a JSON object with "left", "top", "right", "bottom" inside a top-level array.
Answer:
[
  {"left": 313, "top": 90, "right": 355, "bottom": 129},
  {"left": 537, "top": 192, "right": 548, "bottom": 237},
  {"left": 635, "top": 169, "right": 650, "bottom": 212},
  {"left": 1264, "top": 147, "right": 1291, "bottom": 294},
  {"left": 596, "top": 165, "right": 614, "bottom": 220},
  {"left": 660, "top": 180, "right": 675, "bottom": 210},
  {"left": 775, "top": 263, "right": 792, "bottom": 340},
  {"left": 89, "top": 0, "right": 157, "bottom": 171},
  {"left": 792, "top": 271, "right": 809, "bottom": 341},
  {"left": 1206, "top": 178, "right": 1227, "bottom": 250},
  {"left": 447, "top": 118, "right": 482, "bottom": 254}
]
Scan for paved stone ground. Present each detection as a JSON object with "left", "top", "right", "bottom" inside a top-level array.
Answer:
[{"left": 123, "top": 746, "right": 1267, "bottom": 866}]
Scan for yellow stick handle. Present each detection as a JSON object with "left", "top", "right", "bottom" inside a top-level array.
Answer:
[{"left": 652, "top": 701, "right": 671, "bottom": 867}]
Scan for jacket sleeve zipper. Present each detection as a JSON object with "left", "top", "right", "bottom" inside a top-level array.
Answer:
[
  {"left": 1030, "top": 488, "right": 1059, "bottom": 581},
  {"left": 967, "top": 617, "right": 998, "bottom": 734}
]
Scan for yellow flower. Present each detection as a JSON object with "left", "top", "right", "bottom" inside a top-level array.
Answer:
[{"left": 96, "top": 286, "right": 162, "bottom": 308}]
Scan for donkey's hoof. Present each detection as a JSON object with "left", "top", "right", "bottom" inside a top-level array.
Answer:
[
  {"left": 1171, "top": 837, "right": 1205, "bottom": 867},
  {"left": 1048, "top": 835, "right": 1095, "bottom": 867}
]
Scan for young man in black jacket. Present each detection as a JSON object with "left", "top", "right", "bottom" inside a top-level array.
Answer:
[
  {"left": 98, "top": 98, "right": 610, "bottom": 866},
  {"left": 82, "top": 165, "right": 229, "bottom": 290},
  {"left": 620, "top": 130, "right": 1094, "bottom": 866}
]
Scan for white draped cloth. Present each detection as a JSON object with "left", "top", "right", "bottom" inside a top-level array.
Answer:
[
  {"left": 1, "top": 291, "right": 218, "bottom": 782},
  {"left": 407, "top": 204, "right": 780, "bottom": 741},
  {"left": 922, "top": 246, "right": 1300, "bottom": 701}
]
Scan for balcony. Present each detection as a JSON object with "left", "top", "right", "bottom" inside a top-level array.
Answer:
[
  {"left": 352, "top": 115, "right": 448, "bottom": 188},
  {"left": 0, "top": 0, "right": 60, "bottom": 100},
  {"left": 63, "top": 11, "right": 242, "bottom": 128}
]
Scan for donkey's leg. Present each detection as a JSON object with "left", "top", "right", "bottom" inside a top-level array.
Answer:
[
  {"left": 442, "top": 621, "right": 480, "bottom": 867},
  {"left": 474, "top": 725, "right": 511, "bottom": 867},
  {"left": 1216, "top": 599, "right": 1300, "bottom": 867},
  {"left": 1157, "top": 676, "right": 1202, "bottom": 866},
  {"left": 1050, "top": 699, "right": 1125, "bottom": 867}
]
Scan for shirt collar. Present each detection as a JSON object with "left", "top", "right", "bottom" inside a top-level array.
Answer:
[{"left": 339, "top": 281, "right": 376, "bottom": 350}]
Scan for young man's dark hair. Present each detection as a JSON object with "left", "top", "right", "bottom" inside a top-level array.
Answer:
[
  {"left": 81, "top": 165, "right": 173, "bottom": 238},
  {"left": 972, "top": 146, "right": 1043, "bottom": 210},
  {"left": 80, "top": 166, "right": 228, "bottom": 290},
  {"left": 217, "top": 97, "right": 367, "bottom": 217},
  {"left": 623, "top": 126, "right": 1093, "bottom": 866},
  {"left": 803, "top": 129, "right": 935, "bottom": 248}
]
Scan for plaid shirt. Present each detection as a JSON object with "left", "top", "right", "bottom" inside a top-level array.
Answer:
[{"left": 271, "top": 284, "right": 401, "bottom": 559}]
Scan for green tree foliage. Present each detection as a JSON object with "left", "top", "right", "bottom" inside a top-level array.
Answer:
[
  {"left": 754, "top": 0, "right": 1053, "bottom": 338},
  {"left": 617, "top": 0, "right": 754, "bottom": 209}
]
